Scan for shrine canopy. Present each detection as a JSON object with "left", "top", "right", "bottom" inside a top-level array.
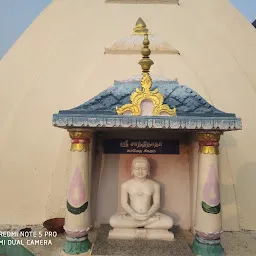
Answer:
[{"left": 52, "top": 35, "right": 241, "bottom": 132}]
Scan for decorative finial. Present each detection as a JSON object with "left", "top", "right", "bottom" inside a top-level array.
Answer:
[
  {"left": 115, "top": 24, "right": 176, "bottom": 117},
  {"left": 133, "top": 18, "right": 149, "bottom": 35},
  {"left": 138, "top": 34, "right": 154, "bottom": 73}
]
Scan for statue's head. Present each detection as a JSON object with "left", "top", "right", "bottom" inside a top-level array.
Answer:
[{"left": 131, "top": 156, "right": 150, "bottom": 179}]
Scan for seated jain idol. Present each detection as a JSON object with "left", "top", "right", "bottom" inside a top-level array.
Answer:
[{"left": 109, "top": 156, "right": 174, "bottom": 241}]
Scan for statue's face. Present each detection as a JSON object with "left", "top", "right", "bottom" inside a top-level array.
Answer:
[{"left": 132, "top": 160, "right": 149, "bottom": 179}]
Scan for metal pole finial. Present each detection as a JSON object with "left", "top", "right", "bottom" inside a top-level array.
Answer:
[{"left": 138, "top": 34, "right": 154, "bottom": 73}]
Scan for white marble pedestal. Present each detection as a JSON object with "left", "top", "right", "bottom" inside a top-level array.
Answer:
[{"left": 108, "top": 228, "right": 174, "bottom": 241}]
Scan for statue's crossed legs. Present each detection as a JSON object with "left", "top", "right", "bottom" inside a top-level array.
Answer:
[{"left": 109, "top": 213, "right": 174, "bottom": 241}]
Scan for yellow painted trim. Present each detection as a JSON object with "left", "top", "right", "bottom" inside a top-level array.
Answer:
[
  {"left": 199, "top": 146, "right": 219, "bottom": 155},
  {"left": 70, "top": 143, "right": 89, "bottom": 152}
]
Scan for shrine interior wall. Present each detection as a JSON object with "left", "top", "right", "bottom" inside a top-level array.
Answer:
[{"left": 91, "top": 130, "right": 191, "bottom": 230}]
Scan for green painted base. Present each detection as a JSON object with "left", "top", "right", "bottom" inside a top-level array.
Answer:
[
  {"left": 63, "top": 237, "right": 91, "bottom": 255},
  {"left": 192, "top": 238, "right": 224, "bottom": 256},
  {"left": 0, "top": 237, "right": 35, "bottom": 256}
]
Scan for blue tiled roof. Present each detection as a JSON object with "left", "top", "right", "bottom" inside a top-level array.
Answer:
[
  {"left": 60, "top": 79, "right": 234, "bottom": 117},
  {"left": 53, "top": 77, "right": 241, "bottom": 131}
]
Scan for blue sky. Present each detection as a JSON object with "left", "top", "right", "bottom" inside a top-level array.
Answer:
[{"left": 0, "top": 0, "right": 255, "bottom": 59}]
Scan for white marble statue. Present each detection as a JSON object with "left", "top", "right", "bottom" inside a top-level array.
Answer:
[{"left": 109, "top": 156, "right": 174, "bottom": 241}]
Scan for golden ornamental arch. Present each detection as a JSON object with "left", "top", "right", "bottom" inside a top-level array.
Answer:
[
  {"left": 116, "top": 72, "right": 176, "bottom": 116},
  {"left": 116, "top": 33, "right": 176, "bottom": 116}
]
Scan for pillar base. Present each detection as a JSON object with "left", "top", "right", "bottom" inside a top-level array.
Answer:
[
  {"left": 192, "top": 236, "right": 224, "bottom": 256},
  {"left": 62, "top": 237, "right": 91, "bottom": 255},
  {"left": 61, "top": 251, "right": 91, "bottom": 256}
]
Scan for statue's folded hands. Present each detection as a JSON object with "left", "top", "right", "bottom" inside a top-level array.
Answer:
[{"left": 133, "top": 213, "right": 148, "bottom": 221}]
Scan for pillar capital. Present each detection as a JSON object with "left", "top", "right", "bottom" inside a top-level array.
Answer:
[
  {"left": 68, "top": 129, "right": 93, "bottom": 152},
  {"left": 197, "top": 132, "right": 222, "bottom": 155},
  {"left": 68, "top": 129, "right": 92, "bottom": 140},
  {"left": 197, "top": 132, "right": 221, "bottom": 144}
]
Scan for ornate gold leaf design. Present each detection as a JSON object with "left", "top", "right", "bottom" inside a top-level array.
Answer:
[{"left": 116, "top": 73, "right": 176, "bottom": 116}]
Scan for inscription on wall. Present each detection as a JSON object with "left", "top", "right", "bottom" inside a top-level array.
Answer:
[{"left": 103, "top": 139, "right": 180, "bottom": 154}]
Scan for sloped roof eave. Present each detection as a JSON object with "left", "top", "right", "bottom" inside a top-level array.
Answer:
[{"left": 52, "top": 113, "right": 242, "bottom": 131}]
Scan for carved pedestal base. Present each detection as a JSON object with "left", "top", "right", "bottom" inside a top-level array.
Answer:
[
  {"left": 108, "top": 228, "right": 174, "bottom": 241},
  {"left": 61, "top": 237, "right": 92, "bottom": 256},
  {"left": 192, "top": 235, "right": 224, "bottom": 256}
]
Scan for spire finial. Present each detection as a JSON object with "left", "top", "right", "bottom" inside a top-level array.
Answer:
[
  {"left": 133, "top": 17, "right": 149, "bottom": 35},
  {"left": 138, "top": 34, "right": 154, "bottom": 73}
]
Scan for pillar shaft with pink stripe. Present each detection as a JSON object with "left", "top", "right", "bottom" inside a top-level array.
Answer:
[{"left": 61, "top": 129, "right": 92, "bottom": 256}]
